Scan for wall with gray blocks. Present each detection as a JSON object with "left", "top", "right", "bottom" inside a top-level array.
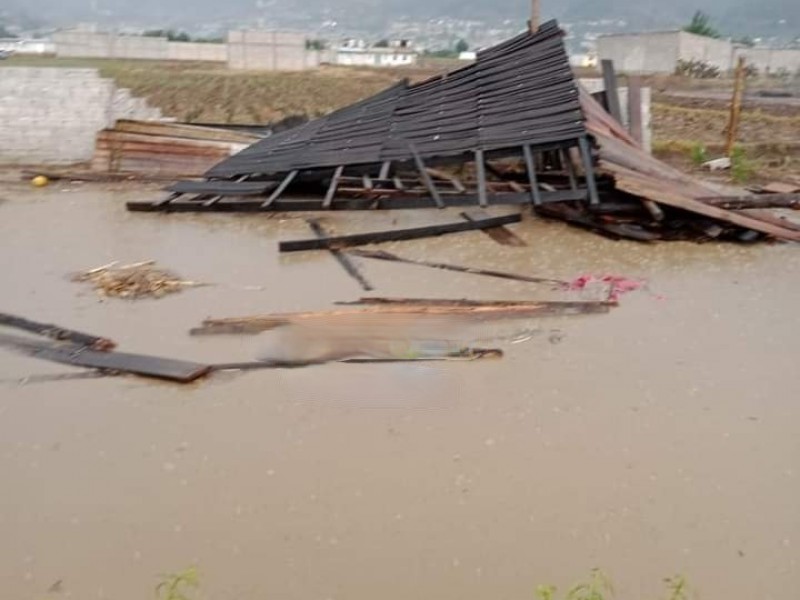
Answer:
[{"left": 0, "top": 67, "right": 162, "bottom": 165}]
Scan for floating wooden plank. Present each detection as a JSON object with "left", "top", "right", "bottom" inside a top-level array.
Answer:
[
  {"left": 340, "top": 298, "right": 613, "bottom": 311},
  {"left": 461, "top": 209, "right": 527, "bottom": 246},
  {"left": 192, "top": 300, "right": 613, "bottom": 336},
  {"left": 307, "top": 219, "right": 373, "bottom": 291},
  {"left": 210, "top": 348, "right": 503, "bottom": 370},
  {"left": 279, "top": 213, "right": 522, "bottom": 252},
  {"left": 0, "top": 313, "right": 116, "bottom": 351},
  {"left": 0, "top": 334, "right": 211, "bottom": 383},
  {"left": 349, "top": 249, "right": 565, "bottom": 285},
  {"left": 409, "top": 142, "right": 444, "bottom": 208}
]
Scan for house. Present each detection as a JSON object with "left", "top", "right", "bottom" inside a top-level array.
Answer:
[
  {"left": 335, "top": 39, "right": 419, "bottom": 67},
  {"left": 596, "top": 30, "right": 733, "bottom": 73}
]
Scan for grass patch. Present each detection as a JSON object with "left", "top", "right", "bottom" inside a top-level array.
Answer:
[
  {"left": 536, "top": 571, "right": 691, "bottom": 600},
  {"left": 155, "top": 567, "right": 199, "bottom": 600}
]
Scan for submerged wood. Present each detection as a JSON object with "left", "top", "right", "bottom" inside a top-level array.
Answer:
[
  {"left": 279, "top": 213, "right": 522, "bottom": 252},
  {"left": 0, "top": 312, "right": 116, "bottom": 351},
  {"left": 348, "top": 250, "right": 565, "bottom": 285},
  {"left": 210, "top": 348, "right": 503, "bottom": 370},
  {"left": 307, "top": 219, "right": 373, "bottom": 291},
  {"left": 461, "top": 209, "right": 527, "bottom": 246}
]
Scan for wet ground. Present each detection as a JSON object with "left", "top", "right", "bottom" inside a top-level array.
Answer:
[{"left": 1, "top": 183, "right": 799, "bottom": 600}]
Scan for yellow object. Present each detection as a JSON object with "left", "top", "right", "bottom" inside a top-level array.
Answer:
[{"left": 31, "top": 175, "right": 49, "bottom": 188}]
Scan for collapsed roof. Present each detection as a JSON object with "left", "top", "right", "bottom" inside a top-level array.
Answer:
[{"left": 128, "top": 20, "right": 800, "bottom": 243}]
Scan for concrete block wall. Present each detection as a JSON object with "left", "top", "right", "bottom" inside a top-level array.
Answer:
[
  {"left": 735, "top": 47, "right": 800, "bottom": 74},
  {"left": 227, "top": 30, "right": 319, "bottom": 70},
  {"left": 167, "top": 41, "right": 227, "bottom": 62},
  {"left": 0, "top": 67, "right": 163, "bottom": 165},
  {"left": 596, "top": 32, "right": 681, "bottom": 74},
  {"left": 678, "top": 32, "right": 734, "bottom": 71}
]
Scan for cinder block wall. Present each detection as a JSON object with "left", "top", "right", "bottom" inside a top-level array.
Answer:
[
  {"left": 678, "top": 32, "right": 734, "bottom": 71},
  {"left": 227, "top": 30, "right": 319, "bottom": 70},
  {"left": 735, "top": 47, "right": 800, "bottom": 74},
  {"left": 596, "top": 32, "right": 681, "bottom": 74},
  {"left": 0, "top": 67, "right": 162, "bottom": 165}
]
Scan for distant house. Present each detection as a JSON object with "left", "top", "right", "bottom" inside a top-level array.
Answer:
[
  {"left": 335, "top": 39, "right": 419, "bottom": 67},
  {"left": 458, "top": 51, "right": 477, "bottom": 61},
  {"left": 0, "top": 38, "right": 55, "bottom": 55}
]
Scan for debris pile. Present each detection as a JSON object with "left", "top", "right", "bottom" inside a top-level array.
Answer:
[
  {"left": 73, "top": 261, "right": 205, "bottom": 299},
  {"left": 126, "top": 20, "right": 798, "bottom": 244}
]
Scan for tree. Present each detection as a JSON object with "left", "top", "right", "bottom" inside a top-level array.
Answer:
[
  {"left": 305, "top": 39, "right": 326, "bottom": 51},
  {"left": 374, "top": 39, "right": 390, "bottom": 48},
  {"left": 455, "top": 39, "right": 469, "bottom": 53},
  {"left": 0, "top": 25, "right": 15, "bottom": 38},
  {"left": 683, "top": 11, "right": 721, "bottom": 39},
  {"left": 142, "top": 29, "right": 191, "bottom": 42}
]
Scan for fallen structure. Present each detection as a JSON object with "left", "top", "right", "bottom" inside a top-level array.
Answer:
[{"left": 126, "top": 20, "right": 799, "bottom": 243}]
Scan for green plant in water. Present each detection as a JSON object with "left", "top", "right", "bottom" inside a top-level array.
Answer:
[
  {"left": 536, "top": 571, "right": 690, "bottom": 600},
  {"left": 689, "top": 143, "right": 708, "bottom": 166},
  {"left": 536, "top": 569, "right": 613, "bottom": 600},
  {"left": 664, "top": 575, "right": 690, "bottom": 600},
  {"left": 155, "top": 567, "right": 199, "bottom": 600},
  {"left": 730, "top": 145, "right": 754, "bottom": 183}
]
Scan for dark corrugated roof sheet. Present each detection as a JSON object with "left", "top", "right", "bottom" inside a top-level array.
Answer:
[{"left": 207, "top": 20, "right": 584, "bottom": 178}]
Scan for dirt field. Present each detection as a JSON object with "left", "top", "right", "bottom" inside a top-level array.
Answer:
[{"left": 1, "top": 182, "right": 799, "bottom": 599}]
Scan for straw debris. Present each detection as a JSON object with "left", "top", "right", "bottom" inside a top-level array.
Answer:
[{"left": 73, "top": 260, "right": 206, "bottom": 299}]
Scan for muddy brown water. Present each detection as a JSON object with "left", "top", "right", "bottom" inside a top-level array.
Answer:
[{"left": 1, "top": 184, "right": 799, "bottom": 600}]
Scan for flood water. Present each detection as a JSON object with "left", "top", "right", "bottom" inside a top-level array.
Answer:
[{"left": 1, "top": 183, "right": 798, "bottom": 600}]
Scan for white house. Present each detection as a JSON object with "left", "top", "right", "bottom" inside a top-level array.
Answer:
[
  {"left": 335, "top": 39, "right": 419, "bottom": 67},
  {"left": 0, "top": 38, "right": 56, "bottom": 55}
]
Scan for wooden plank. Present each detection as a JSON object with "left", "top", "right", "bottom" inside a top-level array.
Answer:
[
  {"left": 523, "top": 144, "right": 543, "bottom": 206},
  {"left": 475, "top": 149, "right": 489, "bottom": 207},
  {"left": 307, "top": 219, "right": 373, "bottom": 291},
  {"left": 261, "top": 170, "right": 298, "bottom": 208},
  {"left": 601, "top": 59, "right": 623, "bottom": 123},
  {"left": 409, "top": 143, "right": 444, "bottom": 208},
  {"left": 323, "top": 165, "right": 345, "bottom": 209},
  {"left": 697, "top": 193, "right": 800, "bottom": 210},
  {"left": 0, "top": 334, "right": 210, "bottom": 383},
  {"left": 461, "top": 209, "right": 527, "bottom": 246},
  {"left": 279, "top": 213, "right": 522, "bottom": 252},
  {"left": 0, "top": 313, "right": 116, "bottom": 351},
  {"left": 340, "top": 298, "right": 613, "bottom": 311},
  {"left": 348, "top": 249, "right": 565, "bottom": 285},
  {"left": 127, "top": 190, "right": 587, "bottom": 213},
  {"left": 191, "top": 301, "right": 615, "bottom": 336}
]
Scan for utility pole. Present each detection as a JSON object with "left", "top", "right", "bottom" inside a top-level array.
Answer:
[
  {"left": 725, "top": 56, "right": 746, "bottom": 157},
  {"left": 529, "top": 0, "right": 540, "bottom": 33}
]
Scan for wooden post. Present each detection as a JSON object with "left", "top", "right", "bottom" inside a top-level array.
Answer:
[
  {"left": 528, "top": 0, "right": 540, "bottom": 33},
  {"left": 725, "top": 56, "right": 746, "bottom": 157},
  {"left": 627, "top": 75, "right": 644, "bottom": 145},
  {"left": 600, "top": 59, "right": 623, "bottom": 124}
]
